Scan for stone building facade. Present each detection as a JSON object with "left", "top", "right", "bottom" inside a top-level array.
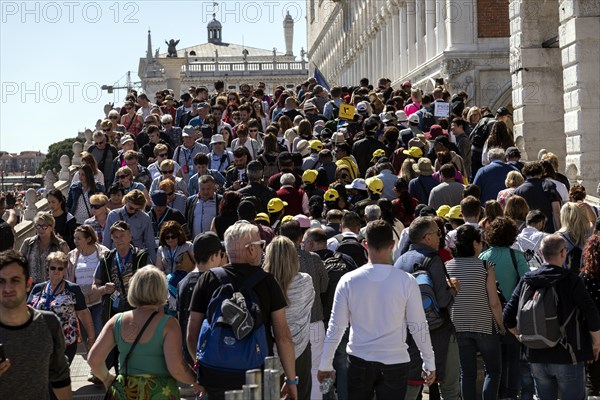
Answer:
[
  {"left": 138, "top": 13, "right": 309, "bottom": 98},
  {"left": 307, "top": 0, "right": 512, "bottom": 110},
  {"left": 308, "top": 0, "right": 599, "bottom": 190},
  {"left": 510, "top": 0, "right": 599, "bottom": 191}
]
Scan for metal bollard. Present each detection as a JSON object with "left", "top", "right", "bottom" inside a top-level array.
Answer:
[
  {"left": 267, "top": 369, "right": 280, "bottom": 400},
  {"left": 224, "top": 389, "right": 243, "bottom": 400},
  {"left": 242, "top": 383, "right": 260, "bottom": 399}
]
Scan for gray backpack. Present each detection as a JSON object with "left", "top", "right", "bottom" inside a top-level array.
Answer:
[{"left": 516, "top": 282, "right": 577, "bottom": 361}]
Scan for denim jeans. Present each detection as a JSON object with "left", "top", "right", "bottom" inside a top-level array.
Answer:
[
  {"left": 347, "top": 354, "right": 409, "bottom": 400},
  {"left": 530, "top": 362, "right": 586, "bottom": 400},
  {"left": 456, "top": 332, "right": 501, "bottom": 400},
  {"left": 324, "top": 328, "right": 349, "bottom": 400},
  {"left": 520, "top": 359, "right": 536, "bottom": 400},
  {"left": 499, "top": 332, "right": 520, "bottom": 398}
]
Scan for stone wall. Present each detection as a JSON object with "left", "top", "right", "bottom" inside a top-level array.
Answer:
[
  {"left": 509, "top": 0, "right": 565, "bottom": 162},
  {"left": 560, "top": 0, "right": 600, "bottom": 191}
]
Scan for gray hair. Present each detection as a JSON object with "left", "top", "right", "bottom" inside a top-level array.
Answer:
[
  {"left": 280, "top": 173, "right": 295, "bottom": 186},
  {"left": 247, "top": 168, "right": 263, "bottom": 182},
  {"left": 224, "top": 222, "right": 259, "bottom": 262},
  {"left": 161, "top": 114, "right": 173, "bottom": 124},
  {"left": 488, "top": 147, "right": 506, "bottom": 161},
  {"left": 92, "top": 130, "right": 105, "bottom": 139},
  {"left": 364, "top": 205, "right": 381, "bottom": 222},
  {"left": 408, "top": 216, "right": 436, "bottom": 244}
]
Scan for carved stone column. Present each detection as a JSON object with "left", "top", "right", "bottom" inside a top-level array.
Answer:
[
  {"left": 510, "top": 0, "right": 564, "bottom": 163},
  {"left": 560, "top": 0, "right": 600, "bottom": 189}
]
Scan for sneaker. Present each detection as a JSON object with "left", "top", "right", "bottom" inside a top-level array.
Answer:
[{"left": 87, "top": 373, "right": 103, "bottom": 385}]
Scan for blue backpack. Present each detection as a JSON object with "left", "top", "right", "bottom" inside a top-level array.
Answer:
[
  {"left": 412, "top": 256, "right": 445, "bottom": 331},
  {"left": 195, "top": 267, "right": 269, "bottom": 390}
]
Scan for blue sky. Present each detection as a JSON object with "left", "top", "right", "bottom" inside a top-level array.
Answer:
[{"left": 0, "top": 0, "right": 307, "bottom": 154}]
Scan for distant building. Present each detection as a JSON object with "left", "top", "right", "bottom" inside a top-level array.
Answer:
[
  {"left": 0, "top": 151, "right": 45, "bottom": 174},
  {"left": 138, "top": 12, "right": 309, "bottom": 97}
]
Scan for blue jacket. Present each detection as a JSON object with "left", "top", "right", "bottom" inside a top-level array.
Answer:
[
  {"left": 408, "top": 175, "right": 439, "bottom": 205},
  {"left": 66, "top": 181, "right": 105, "bottom": 215},
  {"left": 188, "top": 170, "right": 226, "bottom": 195},
  {"left": 473, "top": 160, "right": 518, "bottom": 202}
]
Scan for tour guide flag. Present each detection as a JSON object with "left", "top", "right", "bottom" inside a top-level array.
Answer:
[{"left": 313, "top": 68, "right": 330, "bottom": 92}]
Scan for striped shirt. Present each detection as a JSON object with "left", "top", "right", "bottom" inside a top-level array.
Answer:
[{"left": 445, "top": 257, "right": 496, "bottom": 335}]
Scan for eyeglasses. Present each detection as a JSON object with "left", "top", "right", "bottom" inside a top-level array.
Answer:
[
  {"left": 90, "top": 204, "right": 105, "bottom": 209},
  {"left": 249, "top": 129, "right": 259, "bottom": 133},
  {"left": 165, "top": 234, "right": 177, "bottom": 240},
  {"left": 108, "top": 116, "right": 118, "bottom": 120},
  {"left": 49, "top": 266, "right": 65, "bottom": 271},
  {"left": 161, "top": 170, "right": 174, "bottom": 174},
  {"left": 158, "top": 153, "right": 168, "bottom": 158},
  {"left": 35, "top": 224, "right": 50, "bottom": 230},
  {"left": 117, "top": 174, "right": 130, "bottom": 179},
  {"left": 245, "top": 239, "right": 265, "bottom": 250},
  {"left": 94, "top": 141, "right": 106, "bottom": 146}
]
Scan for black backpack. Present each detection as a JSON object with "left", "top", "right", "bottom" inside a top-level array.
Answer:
[
  {"left": 334, "top": 234, "right": 368, "bottom": 268},
  {"left": 469, "top": 117, "right": 495, "bottom": 149},
  {"left": 328, "top": 100, "right": 340, "bottom": 119},
  {"left": 420, "top": 109, "right": 436, "bottom": 133},
  {"left": 560, "top": 233, "right": 583, "bottom": 273},
  {"left": 323, "top": 252, "right": 359, "bottom": 322}
]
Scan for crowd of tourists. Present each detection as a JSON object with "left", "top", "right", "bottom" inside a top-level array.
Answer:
[{"left": 1, "top": 76, "right": 600, "bottom": 400}]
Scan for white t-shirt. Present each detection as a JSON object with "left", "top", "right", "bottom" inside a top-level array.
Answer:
[{"left": 75, "top": 251, "right": 101, "bottom": 306}]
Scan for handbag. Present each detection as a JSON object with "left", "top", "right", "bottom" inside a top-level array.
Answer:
[
  {"left": 104, "top": 311, "right": 159, "bottom": 400},
  {"left": 177, "top": 251, "right": 195, "bottom": 273}
]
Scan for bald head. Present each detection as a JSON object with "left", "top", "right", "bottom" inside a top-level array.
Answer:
[{"left": 540, "top": 234, "right": 567, "bottom": 266}]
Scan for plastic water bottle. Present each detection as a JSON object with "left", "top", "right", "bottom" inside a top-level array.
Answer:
[{"left": 320, "top": 373, "right": 335, "bottom": 394}]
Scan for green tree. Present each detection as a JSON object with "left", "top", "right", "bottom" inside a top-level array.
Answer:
[{"left": 37, "top": 137, "right": 81, "bottom": 174}]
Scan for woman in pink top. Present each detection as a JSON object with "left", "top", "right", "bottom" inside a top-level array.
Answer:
[{"left": 404, "top": 88, "right": 422, "bottom": 116}]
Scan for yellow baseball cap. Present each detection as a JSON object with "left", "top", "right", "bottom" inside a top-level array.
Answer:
[
  {"left": 302, "top": 169, "right": 318, "bottom": 184},
  {"left": 281, "top": 215, "right": 294, "bottom": 223},
  {"left": 370, "top": 148, "right": 386, "bottom": 163},
  {"left": 446, "top": 205, "right": 463, "bottom": 220},
  {"left": 309, "top": 139, "right": 323, "bottom": 152},
  {"left": 255, "top": 213, "right": 270, "bottom": 224},
  {"left": 365, "top": 177, "right": 384, "bottom": 194},
  {"left": 402, "top": 146, "right": 423, "bottom": 159},
  {"left": 436, "top": 205, "right": 451, "bottom": 220},
  {"left": 324, "top": 188, "right": 339, "bottom": 202},
  {"left": 268, "top": 198, "right": 288, "bottom": 213}
]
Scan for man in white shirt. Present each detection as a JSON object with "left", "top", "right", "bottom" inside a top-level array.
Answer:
[
  {"left": 445, "top": 196, "right": 481, "bottom": 250},
  {"left": 317, "top": 220, "right": 436, "bottom": 399}
]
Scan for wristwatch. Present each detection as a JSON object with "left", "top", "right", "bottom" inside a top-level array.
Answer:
[{"left": 286, "top": 376, "right": 299, "bottom": 385}]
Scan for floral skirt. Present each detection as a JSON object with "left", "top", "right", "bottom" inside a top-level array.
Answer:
[{"left": 105, "top": 374, "right": 179, "bottom": 400}]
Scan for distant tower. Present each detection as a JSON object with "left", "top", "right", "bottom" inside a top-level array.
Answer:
[
  {"left": 207, "top": 14, "right": 222, "bottom": 44},
  {"left": 146, "top": 30, "right": 153, "bottom": 61},
  {"left": 283, "top": 11, "right": 294, "bottom": 56}
]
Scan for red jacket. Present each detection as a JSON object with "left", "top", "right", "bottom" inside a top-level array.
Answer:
[{"left": 276, "top": 186, "right": 306, "bottom": 216}]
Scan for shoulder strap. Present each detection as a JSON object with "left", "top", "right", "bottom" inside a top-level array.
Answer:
[
  {"left": 509, "top": 248, "right": 518, "bottom": 273},
  {"left": 211, "top": 267, "right": 231, "bottom": 286},
  {"left": 123, "top": 311, "right": 159, "bottom": 382},
  {"left": 240, "top": 269, "right": 269, "bottom": 292}
]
